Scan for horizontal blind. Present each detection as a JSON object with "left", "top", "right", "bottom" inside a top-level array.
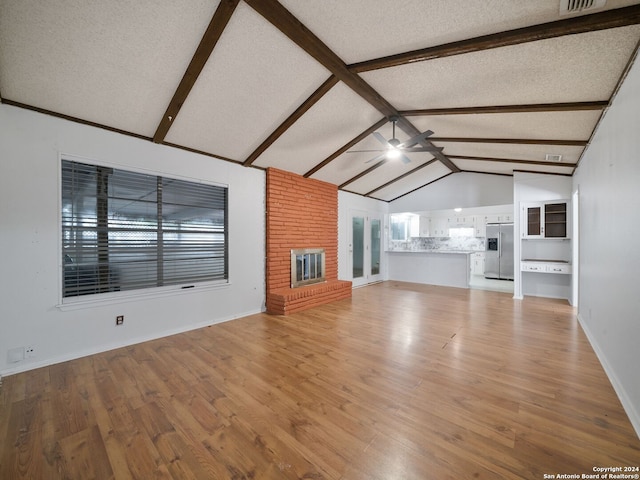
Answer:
[{"left": 61, "top": 160, "right": 227, "bottom": 298}]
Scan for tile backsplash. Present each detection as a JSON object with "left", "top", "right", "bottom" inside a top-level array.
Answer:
[{"left": 389, "top": 236, "right": 485, "bottom": 252}]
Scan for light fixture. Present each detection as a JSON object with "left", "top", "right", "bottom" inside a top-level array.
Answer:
[
  {"left": 386, "top": 148, "right": 402, "bottom": 160},
  {"left": 454, "top": 207, "right": 462, "bottom": 213}
]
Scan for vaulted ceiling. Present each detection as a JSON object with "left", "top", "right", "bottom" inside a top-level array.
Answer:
[{"left": 2, "top": 0, "right": 640, "bottom": 201}]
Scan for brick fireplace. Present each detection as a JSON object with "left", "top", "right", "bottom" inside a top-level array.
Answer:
[{"left": 265, "top": 168, "right": 351, "bottom": 315}]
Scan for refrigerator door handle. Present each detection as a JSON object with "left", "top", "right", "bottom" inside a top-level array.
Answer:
[{"left": 498, "top": 231, "right": 502, "bottom": 258}]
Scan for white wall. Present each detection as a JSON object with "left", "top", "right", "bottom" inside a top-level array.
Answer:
[
  {"left": 389, "top": 171, "right": 513, "bottom": 213},
  {"left": 337, "top": 191, "right": 388, "bottom": 281},
  {"left": 573, "top": 54, "right": 640, "bottom": 437},
  {"left": 0, "top": 105, "right": 265, "bottom": 376}
]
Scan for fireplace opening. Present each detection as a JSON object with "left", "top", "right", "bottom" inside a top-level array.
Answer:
[{"left": 291, "top": 248, "right": 325, "bottom": 288}]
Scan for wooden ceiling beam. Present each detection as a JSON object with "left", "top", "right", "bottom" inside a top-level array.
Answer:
[
  {"left": 339, "top": 158, "right": 388, "bottom": 190},
  {"left": 303, "top": 117, "right": 387, "bottom": 177},
  {"left": 448, "top": 155, "right": 577, "bottom": 167},
  {"left": 244, "top": 0, "right": 395, "bottom": 116},
  {"left": 459, "top": 170, "right": 514, "bottom": 177},
  {"left": 243, "top": 75, "right": 339, "bottom": 166},
  {"left": 431, "top": 137, "right": 588, "bottom": 146},
  {"left": 153, "top": 0, "right": 240, "bottom": 143},
  {"left": 385, "top": 172, "right": 455, "bottom": 203},
  {"left": 400, "top": 101, "right": 609, "bottom": 116},
  {"left": 394, "top": 117, "right": 460, "bottom": 172},
  {"left": 349, "top": 4, "right": 640, "bottom": 73},
  {"left": 244, "top": 0, "right": 459, "bottom": 174}
]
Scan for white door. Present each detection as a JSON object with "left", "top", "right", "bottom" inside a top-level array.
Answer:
[{"left": 350, "top": 211, "right": 382, "bottom": 287}]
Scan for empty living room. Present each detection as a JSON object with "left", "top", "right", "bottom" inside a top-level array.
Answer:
[{"left": 1, "top": 1, "right": 640, "bottom": 478}]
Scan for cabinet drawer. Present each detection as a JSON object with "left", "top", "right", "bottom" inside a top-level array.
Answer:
[
  {"left": 521, "top": 262, "right": 547, "bottom": 272},
  {"left": 521, "top": 262, "right": 571, "bottom": 274},
  {"left": 546, "top": 264, "right": 571, "bottom": 274}
]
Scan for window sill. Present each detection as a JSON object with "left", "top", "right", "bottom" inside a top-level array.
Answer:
[{"left": 56, "top": 281, "right": 230, "bottom": 311}]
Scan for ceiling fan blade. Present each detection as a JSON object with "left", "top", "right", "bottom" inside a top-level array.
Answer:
[
  {"left": 399, "top": 130, "right": 434, "bottom": 149},
  {"left": 372, "top": 131, "right": 391, "bottom": 147},
  {"left": 346, "top": 149, "right": 386, "bottom": 153},
  {"left": 400, "top": 154, "right": 412, "bottom": 165},
  {"left": 364, "top": 153, "right": 387, "bottom": 164},
  {"left": 401, "top": 146, "right": 444, "bottom": 153}
]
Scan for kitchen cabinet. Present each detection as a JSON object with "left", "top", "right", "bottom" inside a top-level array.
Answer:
[
  {"left": 430, "top": 218, "right": 448, "bottom": 237},
  {"left": 473, "top": 213, "right": 512, "bottom": 238},
  {"left": 522, "top": 201, "right": 569, "bottom": 239},
  {"left": 484, "top": 213, "right": 513, "bottom": 224},
  {"left": 419, "top": 216, "right": 430, "bottom": 237},
  {"left": 447, "top": 215, "right": 474, "bottom": 227},
  {"left": 474, "top": 215, "right": 486, "bottom": 237},
  {"left": 471, "top": 252, "right": 485, "bottom": 276}
]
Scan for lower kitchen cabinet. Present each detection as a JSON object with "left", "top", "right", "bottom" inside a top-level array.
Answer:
[{"left": 471, "top": 252, "right": 485, "bottom": 276}]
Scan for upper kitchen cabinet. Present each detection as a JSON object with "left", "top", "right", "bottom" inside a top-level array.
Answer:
[
  {"left": 430, "top": 217, "right": 449, "bottom": 237},
  {"left": 522, "top": 201, "right": 569, "bottom": 239},
  {"left": 474, "top": 212, "right": 513, "bottom": 238}
]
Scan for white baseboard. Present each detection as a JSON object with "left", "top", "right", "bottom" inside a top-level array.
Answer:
[
  {"left": 578, "top": 313, "right": 640, "bottom": 440},
  {"left": 0, "top": 308, "right": 262, "bottom": 378}
]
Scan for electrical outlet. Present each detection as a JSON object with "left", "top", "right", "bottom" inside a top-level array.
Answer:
[
  {"left": 25, "top": 346, "right": 36, "bottom": 358},
  {"left": 116, "top": 315, "right": 124, "bottom": 326}
]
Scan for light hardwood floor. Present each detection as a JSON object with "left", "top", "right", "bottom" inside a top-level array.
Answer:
[{"left": 1, "top": 282, "right": 639, "bottom": 479}]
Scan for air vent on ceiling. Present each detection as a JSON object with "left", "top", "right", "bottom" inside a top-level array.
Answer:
[
  {"left": 559, "top": 0, "right": 606, "bottom": 15},
  {"left": 546, "top": 154, "right": 563, "bottom": 162}
]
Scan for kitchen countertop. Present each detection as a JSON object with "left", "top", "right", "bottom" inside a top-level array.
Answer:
[
  {"left": 387, "top": 249, "right": 477, "bottom": 254},
  {"left": 521, "top": 259, "right": 570, "bottom": 263}
]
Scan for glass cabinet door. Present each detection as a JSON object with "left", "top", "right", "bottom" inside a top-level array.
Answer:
[
  {"left": 544, "top": 203, "right": 567, "bottom": 238},
  {"left": 526, "top": 206, "right": 542, "bottom": 237}
]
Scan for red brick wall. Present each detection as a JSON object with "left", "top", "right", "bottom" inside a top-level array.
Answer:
[{"left": 265, "top": 168, "right": 351, "bottom": 314}]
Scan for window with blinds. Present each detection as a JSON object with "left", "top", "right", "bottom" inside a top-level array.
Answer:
[{"left": 61, "top": 159, "right": 228, "bottom": 299}]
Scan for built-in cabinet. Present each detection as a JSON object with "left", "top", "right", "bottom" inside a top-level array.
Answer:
[
  {"left": 520, "top": 199, "right": 572, "bottom": 279},
  {"left": 522, "top": 201, "right": 569, "bottom": 239}
]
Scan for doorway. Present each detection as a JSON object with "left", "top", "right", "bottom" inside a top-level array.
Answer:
[{"left": 350, "top": 211, "right": 382, "bottom": 287}]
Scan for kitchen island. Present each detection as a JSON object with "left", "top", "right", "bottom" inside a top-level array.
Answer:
[{"left": 387, "top": 250, "right": 472, "bottom": 289}]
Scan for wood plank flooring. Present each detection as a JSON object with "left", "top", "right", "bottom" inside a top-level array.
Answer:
[{"left": 1, "top": 281, "right": 639, "bottom": 479}]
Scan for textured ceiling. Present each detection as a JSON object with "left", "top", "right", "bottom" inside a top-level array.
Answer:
[{"left": 1, "top": 0, "right": 640, "bottom": 202}]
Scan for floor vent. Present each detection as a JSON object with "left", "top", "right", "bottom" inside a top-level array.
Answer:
[{"left": 560, "top": 0, "right": 606, "bottom": 15}]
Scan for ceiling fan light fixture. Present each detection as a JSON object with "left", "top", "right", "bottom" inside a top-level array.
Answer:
[{"left": 386, "top": 148, "right": 402, "bottom": 160}]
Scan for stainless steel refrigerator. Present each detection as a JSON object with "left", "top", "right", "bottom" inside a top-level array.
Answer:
[{"left": 485, "top": 223, "right": 514, "bottom": 280}]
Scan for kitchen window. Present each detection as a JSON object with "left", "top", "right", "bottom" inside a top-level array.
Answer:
[{"left": 61, "top": 159, "right": 228, "bottom": 300}]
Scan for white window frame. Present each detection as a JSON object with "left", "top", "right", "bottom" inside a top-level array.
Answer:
[{"left": 57, "top": 154, "right": 230, "bottom": 310}]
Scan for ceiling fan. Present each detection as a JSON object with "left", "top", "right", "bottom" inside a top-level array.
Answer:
[{"left": 348, "top": 116, "right": 443, "bottom": 164}]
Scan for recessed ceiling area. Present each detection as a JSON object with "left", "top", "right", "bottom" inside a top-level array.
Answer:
[{"left": 1, "top": 0, "right": 639, "bottom": 202}]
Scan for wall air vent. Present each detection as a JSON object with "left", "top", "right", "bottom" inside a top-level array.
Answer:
[
  {"left": 559, "top": 0, "right": 606, "bottom": 15},
  {"left": 546, "top": 154, "right": 563, "bottom": 162}
]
